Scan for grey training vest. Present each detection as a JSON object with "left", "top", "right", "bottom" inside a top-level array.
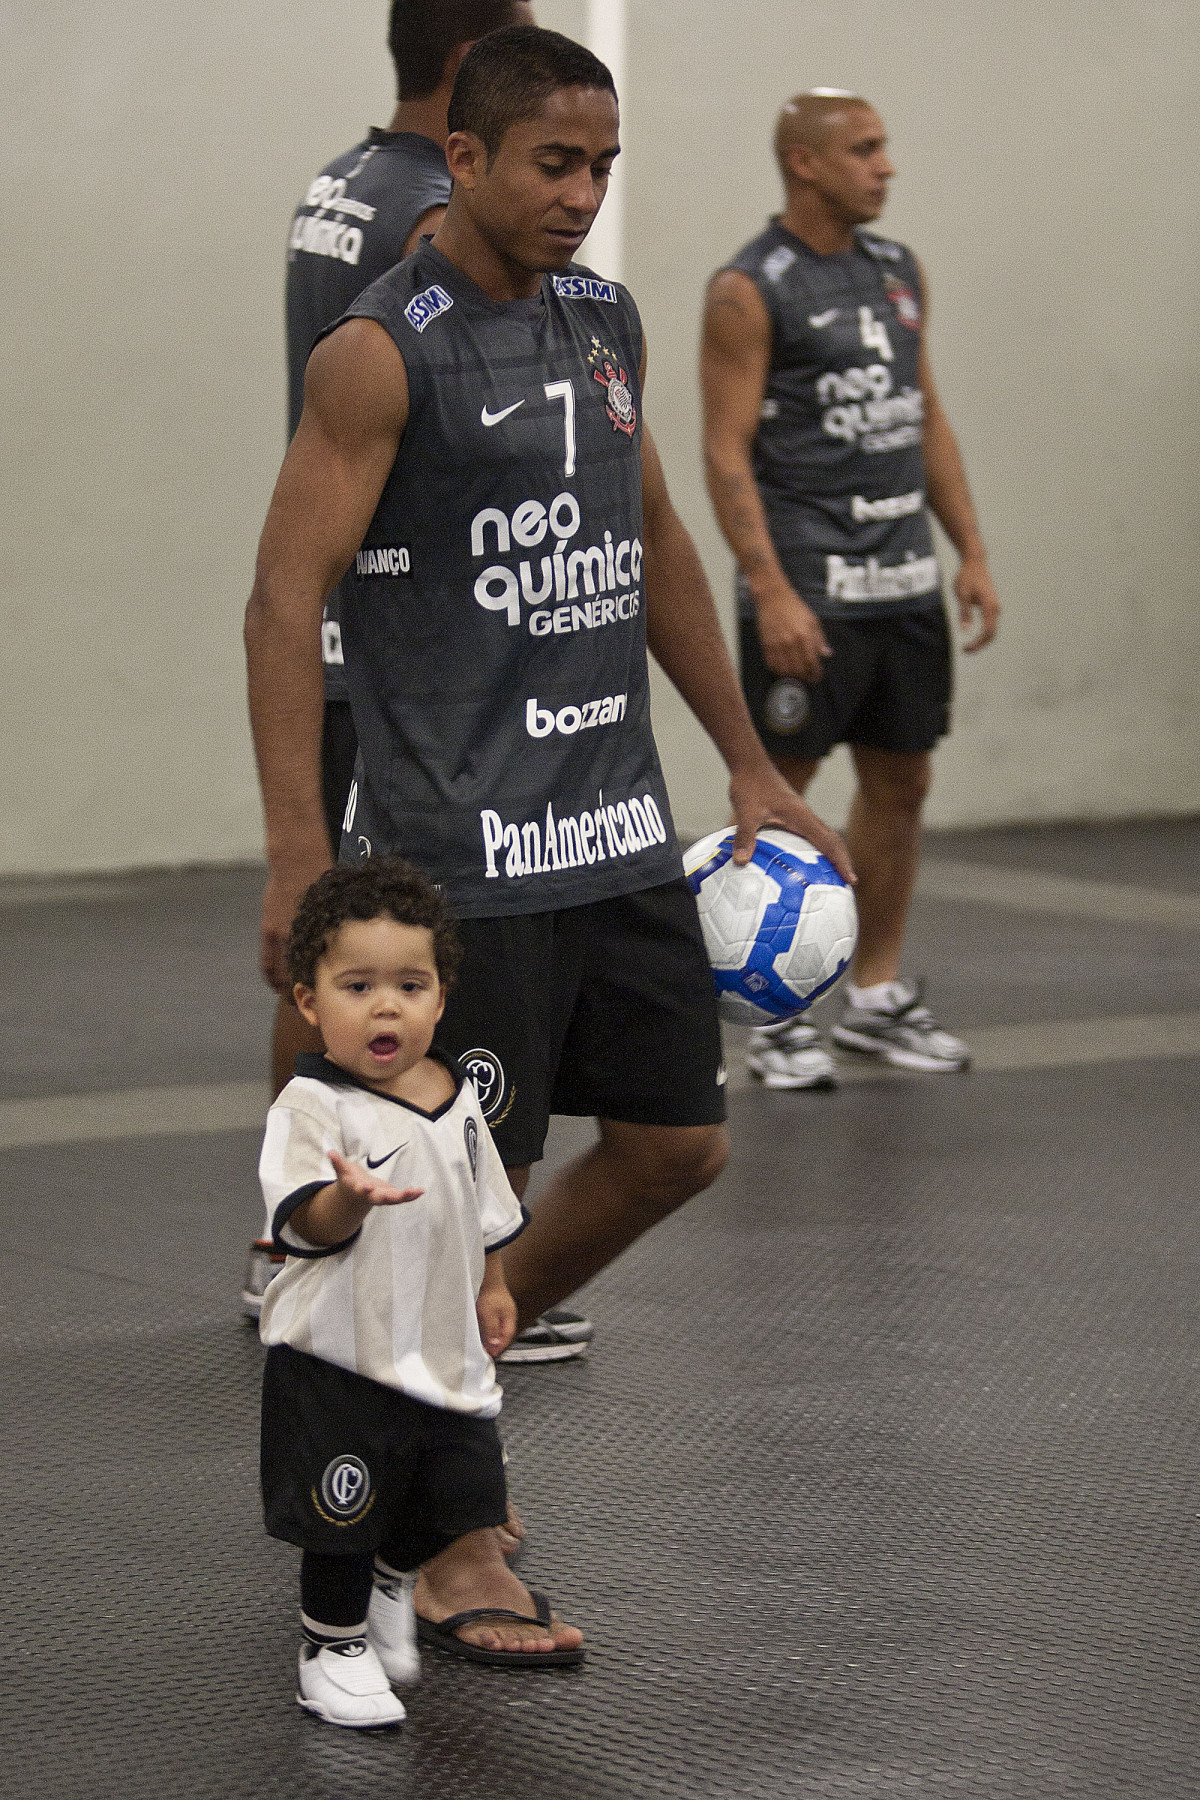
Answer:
[
  {"left": 327, "top": 242, "right": 681, "bottom": 919},
  {"left": 727, "top": 222, "right": 941, "bottom": 620},
  {"left": 286, "top": 130, "right": 452, "bottom": 699}
]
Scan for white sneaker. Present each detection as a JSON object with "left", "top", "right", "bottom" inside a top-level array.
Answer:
[
  {"left": 296, "top": 1638, "right": 406, "bottom": 1729},
  {"left": 496, "top": 1308, "right": 593, "bottom": 1364},
  {"left": 241, "top": 1237, "right": 285, "bottom": 1320},
  {"left": 831, "top": 979, "right": 971, "bottom": 1072},
  {"left": 746, "top": 1018, "right": 837, "bottom": 1090},
  {"left": 367, "top": 1573, "right": 420, "bottom": 1684}
]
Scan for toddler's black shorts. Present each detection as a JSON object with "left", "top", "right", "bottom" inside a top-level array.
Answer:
[{"left": 261, "top": 1344, "right": 508, "bottom": 1568}]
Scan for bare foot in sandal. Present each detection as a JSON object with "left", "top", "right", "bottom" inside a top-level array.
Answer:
[
  {"left": 415, "top": 1526, "right": 583, "bottom": 1656},
  {"left": 497, "top": 1500, "right": 526, "bottom": 1558}
]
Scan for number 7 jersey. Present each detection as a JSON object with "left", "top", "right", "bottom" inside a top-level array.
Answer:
[{"left": 324, "top": 241, "right": 681, "bottom": 918}]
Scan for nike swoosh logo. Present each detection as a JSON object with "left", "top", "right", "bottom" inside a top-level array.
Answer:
[
  {"left": 365, "top": 1146, "right": 406, "bottom": 1170},
  {"left": 808, "top": 308, "right": 839, "bottom": 328},
  {"left": 481, "top": 400, "right": 525, "bottom": 427}
]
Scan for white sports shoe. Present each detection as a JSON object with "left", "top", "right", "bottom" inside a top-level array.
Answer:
[
  {"left": 496, "top": 1307, "right": 593, "bottom": 1363},
  {"left": 745, "top": 1018, "right": 837, "bottom": 1090},
  {"left": 241, "top": 1237, "right": 284, "bottom": 1320},
  {"left": 296, "top": 1638, "right": 406, "bottom": 1729},
  {"left": 367, "top": 1573, "right": 420, "bottom": 1684},
  {"left": 831, "top": 979, "right": 971, "bottom": 1072}
]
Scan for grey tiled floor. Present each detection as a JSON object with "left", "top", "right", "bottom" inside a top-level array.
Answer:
[
  {"left": 929, "top": 815, "right": 1200, "bottom": 892},
  {"left": 1, "top": 822, "right": 1197, "bottom": 1798}
]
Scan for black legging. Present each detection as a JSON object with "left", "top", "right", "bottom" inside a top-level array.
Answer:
[{"left": 300, "top": 1551, "right": 376, "bottom": 1632}]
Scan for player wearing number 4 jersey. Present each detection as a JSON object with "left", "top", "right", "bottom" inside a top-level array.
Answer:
[
  {"left": 246, "top": 25, "right": 852, "bottom": 1644},
  {"left": 702, "top": 91, "right": 1000, "bottom": 1088}
]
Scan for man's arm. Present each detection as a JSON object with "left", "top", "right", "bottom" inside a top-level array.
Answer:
[
  {"left": 244, "top": 319, "right": 409, "bottom": 990},
  {"left": 700, "top": 269, "right": 831, "bottom": 683},
  {"left": 639, "top": 367, "right": 852, "bottom": 881},
  {"left": 915, "top": 261, "right": 1000, "bottom": 653}
]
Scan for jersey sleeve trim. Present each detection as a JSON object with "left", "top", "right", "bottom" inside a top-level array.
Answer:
[
  {"left": 721, "top": 240, "right": 788, "bottom": 343},
  {"left": 909, "top": 250, "right": 927, "bottom": 316},
  {"left": 614, "top": 281, "right": 645, "bottom": 376},
  {"left": 272, "top": 1184, "right": 363, "bottom": 1260},
  {"left": 483, "top": 1202, "right": 531, "bottom": 1255}
]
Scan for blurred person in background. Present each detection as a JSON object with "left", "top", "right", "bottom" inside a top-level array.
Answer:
[{"left": 702, "top": 90, "right": 1000, "bottom": 1091}]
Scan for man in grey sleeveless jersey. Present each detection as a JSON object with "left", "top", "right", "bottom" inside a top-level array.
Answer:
[
  {"left": 246, "top": 26, "right": 851, "bottom": 1653},
  {"left": 702, "top": 92, "right": 1000, "bottom": 1089},
  {"left": 244, "top": 0, "right": 535, "bottom": 1323}
]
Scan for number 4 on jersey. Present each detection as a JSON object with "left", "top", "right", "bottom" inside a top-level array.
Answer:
[{"left": 858, "top": 306, "right": 894, "bottom": 362}]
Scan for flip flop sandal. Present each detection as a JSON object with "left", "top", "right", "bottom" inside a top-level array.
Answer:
[{"left": 415, "top": 1589, "right": 585, "bottom": 1668}]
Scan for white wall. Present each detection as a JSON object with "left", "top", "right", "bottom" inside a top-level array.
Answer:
[
  {"left": 621, "top": 0, "right": 1200, "bottom": 834},
  {"left": 2, "top": 1, "right": 1197, "bottom": 875},
  {"left": 0, "top": 1, "right": 395, "bottom": 874}
]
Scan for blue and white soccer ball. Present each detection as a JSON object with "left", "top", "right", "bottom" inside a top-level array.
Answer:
[{"left": 683, "top": 827, "right": 857, "bottom": 1025}]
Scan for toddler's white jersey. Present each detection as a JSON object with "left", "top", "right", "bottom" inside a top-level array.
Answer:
[{"left": 258, "top": 1052, "right": 525, "bottom": 1417}]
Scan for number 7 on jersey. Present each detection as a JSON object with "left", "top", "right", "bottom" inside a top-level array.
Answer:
[{"left": 544, "top": 379, "right": 576, "bottom": 478}]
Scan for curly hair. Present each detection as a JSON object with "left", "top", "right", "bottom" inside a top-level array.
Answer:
[{"left": 287, "top": 859, "right": 463, "bottom": 991}]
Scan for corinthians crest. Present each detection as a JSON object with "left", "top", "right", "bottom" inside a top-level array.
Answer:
[
  {"left": 587, "top": 337, "right": 637, "bottom": 438},
  {"left": 883, "top": 275, "right": 921, "bottom": 330}
]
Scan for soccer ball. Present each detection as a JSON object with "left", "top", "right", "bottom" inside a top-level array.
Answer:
[{"left": 683, "top": 827, "right": 857, "bottom": 1025}]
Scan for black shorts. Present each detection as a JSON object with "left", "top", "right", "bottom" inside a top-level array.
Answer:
[
  {"left": 435, "top": 878, "right": 726, "bottom": 1169},
  {"left": 739, "top": 605, "right": 952, "bottom": 761},
  {"left": 321, "top": 700, "right": 358, "bottom": 853},
  {"left": 261, "top": 1344, "right": 507, "bottom": 1566}
]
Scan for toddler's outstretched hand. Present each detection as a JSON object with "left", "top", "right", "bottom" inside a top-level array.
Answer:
[{"left": 329, "top": 1148, "right": 423, "bottom": 1208}]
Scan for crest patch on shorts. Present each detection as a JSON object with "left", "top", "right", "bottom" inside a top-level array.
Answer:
[
  {"left": 764, "top": 679, "right": 810, "bottom": 735},
  {"left": 462, "top": 1048, "right": 506, "bottom": 1121},
  {"left": 316, "top": 1455, "right": 374, "bottom": 1524}
]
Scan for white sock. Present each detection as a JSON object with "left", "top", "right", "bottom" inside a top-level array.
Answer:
[
  {"left": 752, "top": 1014, "right": 809, "bottom": 1037},
  {"left": 848, "top": 979, "right": 905, "bottom": 1012},
  {"left": 301, "top": 1614, "right": 368, "bottom": 1645},
  {"left": 372, "top": 1555, "right": 413, "bottom": 1588}
]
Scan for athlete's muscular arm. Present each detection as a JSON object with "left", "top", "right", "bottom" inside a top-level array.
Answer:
[
  {"left": 915, "top": 262, "right": 1000, "bottom": 653},
  {"left": 700, "top": 270, "right": 832, "bottom": 683},
  {"left": 245, "top": 320, "right": 409, "bottom": 991},
  {"left": 640, "top": 401, "right": 853, "bottom": 882}
]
